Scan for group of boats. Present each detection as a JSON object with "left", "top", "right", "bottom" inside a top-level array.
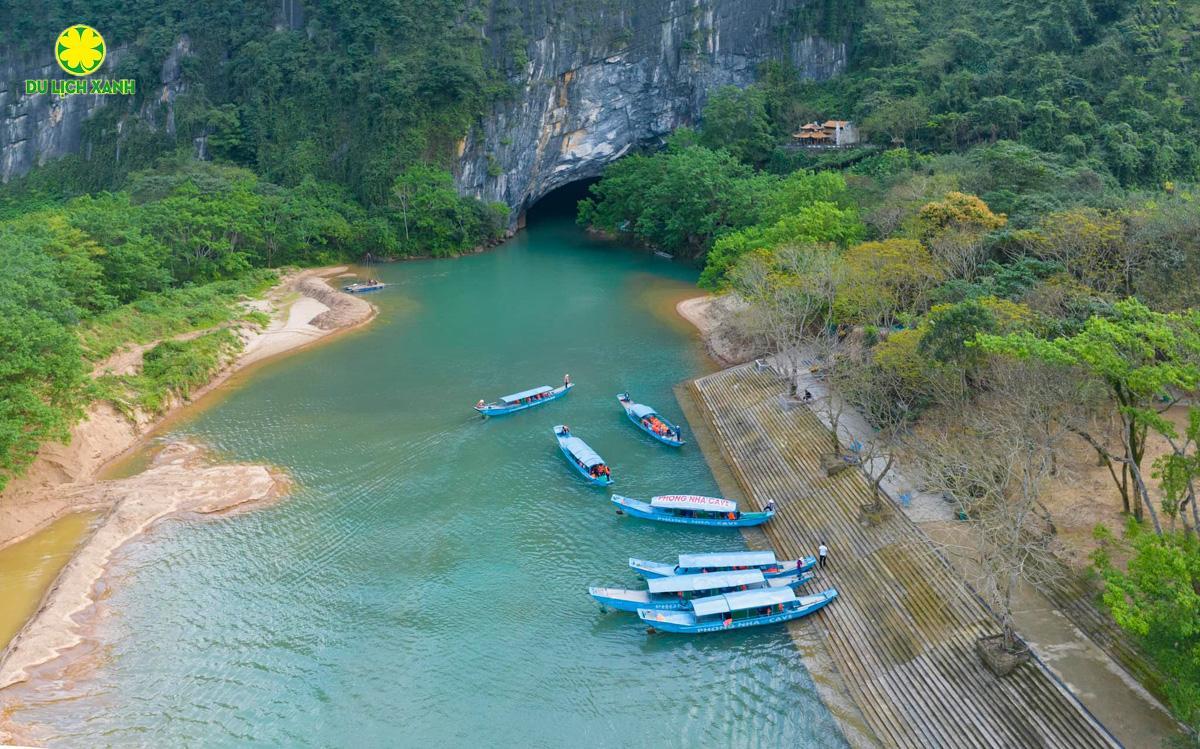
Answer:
[
  {"left": 590, "top": 551, "right": 837, "bottom": 634},
  {"left": 469, "top": 375, "right": 837, "bottom": 635}
]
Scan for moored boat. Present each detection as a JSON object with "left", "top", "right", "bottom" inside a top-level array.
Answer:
[
  {"left": 589, "top": 568, "right": 814, "bottom": 612},
  {"left": 474, "top": 382, "right": 572, "bottom": 417},
  {"left": 343, "top": 279, "right": 387, "bottom": 293},
  {"left": 629, "top": 551, "right": 816, "bottom": 579},
  {"left": 638, "top": 587, "right": 838, "bottom": 634},
  {"left": 616, "top": 392, "right": 684, "bottom": 446},
  {"left": 554, "top": 425, "right": 613, "bottom": 486},
  {"left": 612, "top": 494, "right": 773, "bottom": 527}
]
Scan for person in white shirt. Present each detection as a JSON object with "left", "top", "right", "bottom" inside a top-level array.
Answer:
[{"left": 818, "top": 542, "right": 829, "bottom": 569}]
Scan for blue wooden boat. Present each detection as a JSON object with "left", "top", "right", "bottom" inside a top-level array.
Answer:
[
  {"left": 638, "top": 587, "right": 838, "bottom": 634},
  {"left": 474, "top": 382, "right": 572, "bottom": 417},
  {"left": 589, "top": 568, "right": 814, "bottom": 612},
  {"left": 616, "top": 392, "right": 684, "bottom": 447},
  {"left": 629, "top": 551, "right": 816, "bottom": 579},
  {"left": 554, "top": 425, "right": 613, "bottom": 486},
  {"left": 343, "top": 280, "right": 387, "bottom": 293},
  {"left": 612, "top": 494, "right": 773, "bottom": 527}
]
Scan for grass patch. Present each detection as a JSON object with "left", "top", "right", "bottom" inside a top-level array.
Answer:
[
  {"left": 80, "top": 270, "right": 277, "bottom": 361},
  {"left": 99, "top": 329, "right": 244, "bottom": 415}
]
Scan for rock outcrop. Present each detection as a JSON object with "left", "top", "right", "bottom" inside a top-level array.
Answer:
[
  {"left": 2, "top": 1, "right": 843, "bottom": 213},
  {"left": 0, "top": 52, "right": 116, "bottom": 182},
  {"left": 457, "top": 0, "right": 844, "bottom": 222}
]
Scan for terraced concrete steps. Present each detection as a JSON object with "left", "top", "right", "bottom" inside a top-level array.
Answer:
[{"left": 690, "top": 364, "right": 1118, "bottom": 749}]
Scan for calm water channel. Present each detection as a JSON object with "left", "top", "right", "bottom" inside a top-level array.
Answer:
[{"left": 13, "top": 213, "right": 845, "bottom": 747}]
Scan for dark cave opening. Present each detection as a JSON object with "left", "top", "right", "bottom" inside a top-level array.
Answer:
[{"left": 521, "top": 178, "right": 600, "bottom": 226}]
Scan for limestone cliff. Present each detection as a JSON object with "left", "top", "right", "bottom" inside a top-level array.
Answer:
[
  {"left": 1, "top": 1, "right": 843, "bottom": 212},
  {"left": 0, "top": 39, "right": 190, "bottom": 183},
  {"left": 457, "top": 0, "right": 844, "bottom": 221}
]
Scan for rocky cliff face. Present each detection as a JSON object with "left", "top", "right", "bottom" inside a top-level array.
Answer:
[
  {"left": 0, "top": 52, "right": 115, "bottom": 182},
  {"left": 0, "top": 39, "right": 192, "bottom": 183},
  {"left": 2, "top": 1, "right": 843, "bottom": 209},
  {"left": 458, "top": 0, "right": 845, "bottom": 222}
]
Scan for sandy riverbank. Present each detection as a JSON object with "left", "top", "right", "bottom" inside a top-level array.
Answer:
[
  {"left": 675, "top": 294, "right": 754, "bottom": 365},
  {"left": 0, "top": 267, "right": 375, "bottom": 697},
  {"left": 0, "top": 443, "right": 289, "bottom": 690},
  {"left": 0, "top": 267, "right": 374, "bottom": 551}
]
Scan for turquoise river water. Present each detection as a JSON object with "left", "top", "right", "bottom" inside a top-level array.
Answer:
[{"left": 11, "top": 214, "right": 845, "bottom": 747}]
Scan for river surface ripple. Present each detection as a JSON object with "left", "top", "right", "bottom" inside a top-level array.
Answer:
[{"left": 9, "top": 217, "right": 845, "bottom": 748}]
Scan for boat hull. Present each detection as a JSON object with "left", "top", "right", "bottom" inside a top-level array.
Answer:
[
  {"left": 617, "top": 394, "right": 684, "bottom": 447},
  {"left": 590, "top": 573, "right": 814, "bottom": 612},
  {"left": 476, "top": 383, "right": 572, "bottom": 417},
  {"left": 639, "top": 589, "right": 838, "bottom": 633},
  {"left": 555, "top": 429, "right": 613, "bottom": 487},
  {"left": 343, "top": 283, "right": 386, "bottom": 294},
  {"left": 612, "top": 495, "right": 772, "bottom": 527},
  {"left": 629, "top": 555, "right": 816, "bottom": 579}
]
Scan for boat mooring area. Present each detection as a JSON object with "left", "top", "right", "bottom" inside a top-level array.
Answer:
[{"left": 688, "top": 363, "right": 1120, "bottom": 748}]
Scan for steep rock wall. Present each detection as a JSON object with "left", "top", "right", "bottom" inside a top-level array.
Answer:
[
  {"left": 458, "top": 0, "right": 844, "bottom": 221},
  {"left": 0, "top": 39, "right": 191, "bottom": 183}
]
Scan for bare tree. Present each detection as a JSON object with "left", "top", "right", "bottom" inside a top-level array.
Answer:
[
  {"left": 727, "top": 243, "right": 839, "bottom": 401},
  {"left": 908, "top": 365, "right": 1065, "bottom": 657},
  {"left": 832, "top": 349, "right": 912, "bottom": 514}
]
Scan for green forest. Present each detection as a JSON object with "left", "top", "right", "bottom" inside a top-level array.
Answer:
[
  {"left": 578, "top": 0, "right": 1200, "bottom": 732},
  {"left": 2, "top": 0, "right": 1200, "bottom": 733}
]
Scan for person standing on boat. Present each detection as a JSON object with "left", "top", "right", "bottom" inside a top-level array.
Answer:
[
  {"left": 817, "top": 542, "right": 829, "bottom": 569},
  {"left": 563, "top": 373, "right": 571, "bottom": 388}
]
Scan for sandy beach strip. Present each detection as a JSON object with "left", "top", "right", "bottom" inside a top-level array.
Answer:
[
  {"left": 0, "top": 267, "right": 374, "bottom": 552},
  {"left": 675, "top": 294, "right": 752, "bottom": 365},
  {"left": 0, "top": 443, "right": 289, "bottom": 689},
  {"left": 0, "top": 268, "right": 376, "bottom": 695}
]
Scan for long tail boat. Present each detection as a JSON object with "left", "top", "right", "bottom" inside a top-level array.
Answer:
[
  {"left": 589, "top": 568, "right": 814, "bottom": 612},
  {"left": 474, "top": 382, "right": 572, "bottom": 417},
  {"left": 554, "top": 425, "right": 613, "bottom": 486},
  {"left": 639, "top": 587, "right": 838, "bottom": 634},
  {"left": 628, "top": 551, "right": 816, "bottom": 579},
  {"left": 611, "top": 494, "right": 773, "bottom": 527},
  {"left": 616, "top": 392, "right": 684, "bottom": 446}
]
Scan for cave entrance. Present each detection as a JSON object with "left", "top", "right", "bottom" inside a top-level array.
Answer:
[{"left": 521, "top": 178, "right": 599, "bottom": 227}]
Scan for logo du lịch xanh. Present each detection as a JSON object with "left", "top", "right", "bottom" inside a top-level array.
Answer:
[
  {"left": 25, "top": 25, "right": 134, "bottom": 96},
  {"left": 56, "top": 24, "right": 106, "bottom": 76}
]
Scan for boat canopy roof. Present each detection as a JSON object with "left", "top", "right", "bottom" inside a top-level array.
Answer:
[
  {"left": 691, "top": 587, "right": 797, "bottom": 617},
  {"left": 647, "top": 569, "right": 765, "bottom": 594},
  {"left": 677, "top": 550, "right": 778, "bottom": 569},
  {"left": 650, "top": 494, "right": 737, "bottom": 513},
  {"left": 561, "top": 437, "right": 604, "bottom": 467},
  {"left": 501, "top": 385, "right": 552, "bottom": 403},
  {"left": 629, "top": 403, "right": 656, "bottom": 418}
]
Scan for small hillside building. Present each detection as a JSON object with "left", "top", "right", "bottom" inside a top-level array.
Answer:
[{"left": 792, "top": 120, "right": 859, "bottom": 147}]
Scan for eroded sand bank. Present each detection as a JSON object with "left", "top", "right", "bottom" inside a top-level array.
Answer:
[
  {"left": 0, "top": 267, "right": 374, "bottom": 551},
  {"left": 0, "top": 442, "right": 289, "bottom": 689}
]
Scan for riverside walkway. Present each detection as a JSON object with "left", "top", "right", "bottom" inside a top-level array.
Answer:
[{"left": 689, "top": 363, "right": 1119, "bottom": 749}]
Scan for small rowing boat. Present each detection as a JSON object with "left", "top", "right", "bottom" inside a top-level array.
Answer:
[
  {"left": 474, "top": 382, "right": 572, "bottom": 417},
  {"left": 554, "top": 425, "right": 613, "bottom": 486},
  {"left": 612, "top": 494, "right": 773, "bottom": 527},
  {"left": 343, "top": 279, "right": 387, "bottom": 293},
  {"left": 589, "top": 568, "right": 814, "bottom": 612},
  {"left": 628, "top": 551, "right": 816, "bottom": 579},
  {"left": 639, "top": 587, "right": 838, "bottom": 634},
  {"left": 616, "top": 393, "right": 684, "bottom": 447}
]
